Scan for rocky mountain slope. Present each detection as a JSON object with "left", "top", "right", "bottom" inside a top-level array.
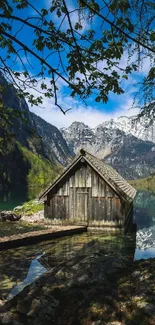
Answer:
[
  {"left": 61, "top": 122, "right": 125, "bottom": 158},
  {"left": 1, "top": 72, "right": 155, "bottom": 181},
  {"left": 0, "top": 73, "right": 70, "bottom": 201},
  {"left": 61, "top": 122, "right": 96, "bottom": 155},
  {"left": 104, "top": 134, "right": 155, "bottom": 179},
  {"left": 0, "top": 73, "right": 72, "bottom": 166},
  {"left": 31, "top": 113, "right": 72, "bottom": 166},
  {"left": 100, "top": 115, "right": 155, "bottom": 143},
  {"left": 62, "top": 121, "right": 155, "bottom": 179}
]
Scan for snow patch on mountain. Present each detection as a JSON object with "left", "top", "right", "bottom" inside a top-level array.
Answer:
[
  {"left": 100, "top": 115, "right": 155, "bottom": 143},
  {"left": 61, "top": 116, "right": 155, "bottom": 179}
]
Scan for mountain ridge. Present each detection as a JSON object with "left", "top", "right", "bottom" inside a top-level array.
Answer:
[
  {"left": 1, "top": 72, "right": 155, "bottom": 182},
  {"left": 0, "top": 72, "right": 73, "bottom": 166},
  {"left": 0, "top": 73, "right": 70, "bottom": 200},
  {"left": 62, "top": 114, "right": 155, "bottom": 144},
  {"left": 62, "top": 119, "right": 155, "bottom": 179}
]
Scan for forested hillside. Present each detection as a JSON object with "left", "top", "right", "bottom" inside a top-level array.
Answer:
[{"left": 0, "top": 73, "right": 65, "bottom": 202}]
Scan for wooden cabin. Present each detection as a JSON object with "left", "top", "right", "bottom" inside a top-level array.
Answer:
[{"left": 39, "top": 149, "right": 137, "bottom": 231}]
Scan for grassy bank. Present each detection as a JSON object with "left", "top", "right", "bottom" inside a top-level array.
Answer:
[
  {"left": 129, "top": 174, "right": 155, "bottom": 193},
  {"left": 0, "top": 200, "right": 45, "bottom": 238},
  {"left": 14, "top": 199, "right": 43, "bottom": 216}
]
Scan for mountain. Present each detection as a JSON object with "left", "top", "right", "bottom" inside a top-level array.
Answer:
[
  {"left": 61, "top": 122, "right": 96, "bottom": 155},
  {"left": 0, "top": 72, "right": 32, "bottom": 148},
  {"left": 31, "top": 113, "right": 73, "bottom": 166},
  {"left": 0, "top": 142, "right": 61, "bottom": 205},
  {"left": 104, "top": 134, "right": 155, "bottom": 179},
  {"left": 61, "top": 122, "right": 125, "bottom": 158},
  {"left": 62, "top": 121, "right": 155, "bottom": 179},
  {"left": 100, "top": 115, "right": 155, "bottom": 143},
  {"left": 0, "top": 73, "right": 72, "bottom": 166},
  {"left": 130, "top": 173, "right": 155, "bottom": 193},
  {"left": 0, "top": 73, "right": 71, "bottom": 203},
  {"left": 1, "top": 72, "right": 155, "bottom": 185}
]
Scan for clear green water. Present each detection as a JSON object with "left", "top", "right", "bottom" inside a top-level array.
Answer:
[
  {"left": 0, "top": 190, "right": 155, "bottom": 302},
  {"left": 0, "top": 231, "right": 136, "bottom": 301},
  {"left": 0, "top": 190, "right": 27, "bottom": 211},
  {"left": 0, "top": 186, "right": 42, "bottom": 210}
]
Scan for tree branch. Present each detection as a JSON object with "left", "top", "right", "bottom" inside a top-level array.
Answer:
[
  {"left": 0, "top": 14, "right": 55, "bottom": 38},
  {"left": 0, "top": 28, "right": 76, "bottom": 90},
  {"left": 81, "top": 0, "right": 155, "bottom": 54}
]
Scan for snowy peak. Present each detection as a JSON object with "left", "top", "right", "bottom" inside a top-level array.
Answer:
[
  {"left": 61, "top": 121, "right": 94, "bottom": 136},
  {"left": 61, "top": 120, "right": 127, "bottom": 159},
  {"left": 100, "top": 115, "right": 155, "bottom": 143},
  {"left": 61, "top": 122, "right": 95, "bottom": 154},
  {"left": 62, "top": 115, "right": 155, "bottom": 179},
  {"left": 62, "top": 114, "right": 155, "bottom": 148}
]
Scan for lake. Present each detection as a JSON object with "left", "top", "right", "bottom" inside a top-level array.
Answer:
[
  {"left": 133, "top": 190, "right": 155, "bottom": 260},
  {"left": 0, "top": 190, "right": 155, "bottom": 302},
  {"left": 0, "top": 186, "right": 42, "bottom": 211}
]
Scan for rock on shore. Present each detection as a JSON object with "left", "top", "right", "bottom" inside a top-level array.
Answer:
[
  {"left": 13, "top": 199, "right": 45, "bottom": 224},
  {"left": 0, "top": 211, "right": 21, "bottom": 222},
  {"left": 21, "top": 210, "right": 44, "bottom": 224}
]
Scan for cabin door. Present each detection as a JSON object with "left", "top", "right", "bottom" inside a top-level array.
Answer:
[{"left": 69, "top": 187, "right": 90, "bottom": 224}]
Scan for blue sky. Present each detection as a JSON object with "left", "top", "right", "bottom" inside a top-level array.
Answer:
[{"left": 0, "top": 0, "right": 150, "bottom": 128}]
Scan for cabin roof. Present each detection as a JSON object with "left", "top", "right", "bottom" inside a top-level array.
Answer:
[{"left": 39, "top": 149, "right": 137, "bottom": 202}]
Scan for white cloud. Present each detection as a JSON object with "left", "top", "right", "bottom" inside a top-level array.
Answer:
[
  {"left": 11, "top": 68, "right": 140, "bottom": 129},
  {"left": 48, "top": 0, "right": 90, "bottom": 32},
  {"left": 98, "top": 46, "right": 152, "bottom": 80},
  {"left": 120, "top": 48, "right": 152, "bottom": 76},
  {"left": 30, "top": 102, "right": 139, "bottom": 129},
  {"left": 28, "top": 76, "right": 139, "bottom": 129}
]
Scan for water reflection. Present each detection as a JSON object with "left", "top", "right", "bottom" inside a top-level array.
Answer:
[
  {"left": 134, "top": 247, "right": 155, "bottom": 260},
  {"left": 134, "top": 190, "right": 155, "bottom": 260},
  {"left": 0, "top": 188, "right": 27, "bottom": 211},
  {"left": 1, "top": 190, "right": 155, "bottom": 301},
  {"left": 0, "top": 231, "right": 136, "bottom": 301},
  {"left": 7, "top": 254, "right": 46, "bottom": 300},
  {"left": 134, "top": 190, "right": 155, "bottom": 223}
]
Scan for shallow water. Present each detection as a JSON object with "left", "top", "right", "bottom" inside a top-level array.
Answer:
[
  {"left": 0, "top": 231, "right": 135, "bottom": 301},
  {"left": 0, "top": 186, "right": 41, "bottom": 210},
  {"left": 0, "top": 190, "right": 155, "bottom": 302}
]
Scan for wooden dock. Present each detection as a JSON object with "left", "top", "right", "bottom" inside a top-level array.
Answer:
[{"left": 0, "top": 226, "right": 87, "bottom": 250}]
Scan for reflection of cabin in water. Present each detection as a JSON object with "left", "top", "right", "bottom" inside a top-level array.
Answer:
[
  {"left": 38, "top": 234, "right": 136, "bottom": 271},
  {"left": 39, "top": 149, "right": 137, "bottom": 232}
]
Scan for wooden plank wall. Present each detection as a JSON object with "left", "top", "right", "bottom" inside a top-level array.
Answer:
[{"left": 44, "top": 161, "right": 127, "bottom": 226}]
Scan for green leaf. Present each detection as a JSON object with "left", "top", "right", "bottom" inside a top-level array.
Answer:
[
  {"left": 122, "top": 74, "right": 128, "bottom": 79},
  {"left": 41, "top": 9, "right": 48, "bottom": 16},
  {"left": 150, "top": 32, "right": 155, "bottom": 41},
  {"left": 148, "top": 67, "right": 155, "bottom": 80},
  {"left": 95, "top": 96, "right": 101, "bottom": 102},
  {"left": 56, "top": 8, "right": 61, "bottom": 17}
]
